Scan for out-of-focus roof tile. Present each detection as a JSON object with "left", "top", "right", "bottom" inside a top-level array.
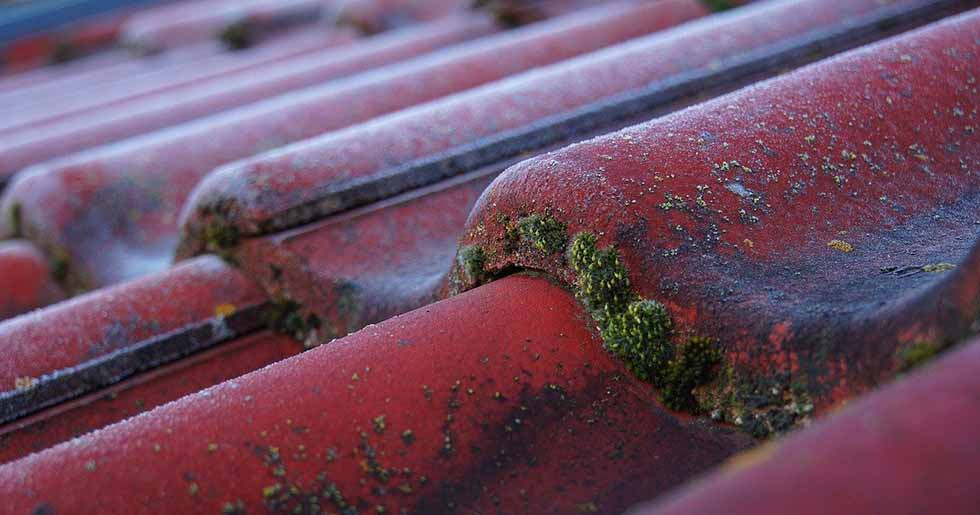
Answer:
[
  {"left": 0, "top": 254, "right": 266, "bottom": 422},
  {"left": 0, "top": 0, "right": 977, "bottom": 511},
  {"left": 0, "top": 240, "right": 64, "bottom": 322},
  {"left": 0, "top": 13, "right": 494, "bottom": 183},
  {"left": 180, "top": 0, "right": 949, "bottom": 248},
  {"left": 632, "top": 336, "right": 980, "bottom": 515},
  {"left": 0, "top": 6, "right": 132, "bottom": 73},
  {"left": 1, "top": 0, "right": 704, "bottom": 291},
  {"left": 0, "top": 24, "right": 359, "bottom": 136},
  {"left": 0, "top": 330, "right": 299, "bottom": 465},
  {"left": 331, "top": 0, "right": 472, "bottom": 34},
  {"left": 119, "top": 0, "right": 327, "bottom": 53}
]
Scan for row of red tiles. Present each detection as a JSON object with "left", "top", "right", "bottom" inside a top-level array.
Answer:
[
  {"left": 0, "top": 0, "right": 969, "bottom": 459},
  {"left": 119, "top": 0, "right": 331, "bottom": 53},
  {"left": 0, "top": 0, "right": 700, "bottom": 451},
  {"left": 2, "top": 272, "right": 977, "bottom": 513},
  {"left": 0, "top": 0, "right": 706, "bottom": 291},
  {"left": 0, "top": 7, "right": 976, "bottom": 512}
]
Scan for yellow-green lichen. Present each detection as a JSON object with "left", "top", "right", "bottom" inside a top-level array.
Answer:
[{"left": 921, "top": 262, "right": 955, "bottom": 273}]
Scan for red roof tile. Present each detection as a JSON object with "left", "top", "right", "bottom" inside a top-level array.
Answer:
[
  {"left": 0, "top": 255, "right": 265, "bottom": 421},
  {"left": 0, "top": 330, "right": 300, "bottom": 465},
  {"left": 0, "top": 0, "right": 977, "bottom": 512},
  {"left": 1, "top": 0, "right": 703, "bottom": 291},
  {"left": 458, "top": 9, "right": 980, "bottom": 433},
  {"left": 0, "top": 240, "right": 64, "bottom": 322},
  {"left": 0, "top": 14, "right": 493, "bottom": 184},
  {"left": 0, "top": 274, "right": 751, "bottom": 513},
  {"left": 633, "top": 337, "right": 980, "bottom": 515},
  {"left": 332, "top": 0, "right": 472, "bottom": 34},
  {"left": 0, "top": 24, "right": 358, "bottom": 137},
  {"left": 120, "top": 0, "right": 328, "bottom": 52}
]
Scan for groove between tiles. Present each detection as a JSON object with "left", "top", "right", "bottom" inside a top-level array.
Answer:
[{"left": 0, "top": 302, "right": 268, "bottom": 425}]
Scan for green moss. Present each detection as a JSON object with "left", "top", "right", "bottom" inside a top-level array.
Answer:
[
  {"left": 695, "top": 368, "right": 814, "bottom": 438},
  {"left": 899, "top": 341, "right": 938, "bottom": 372},
  {"left": 457, "top": 245, "right": 489, "bottom": 286},
  {"left": 517, "top": 214, "right": 567, "bottom": 253},
  {"left": 8, "top": 203, "right": 21, "bottom": 238},
  {"left": 460, "top": 220, "right": 727, "bottom": 418},
  {"left": 49, "top": 249, "right": 69, "bottom": 284},
  {"left": 602, "top": 300, "right": 674, "bottom": 383},
  {"left": 472, "top": 0, "right": 532, "bottom": 27},
  {"left": 51, "top": 40, "right": 79, "bottom": 64},
  {"left": 921, "top": 263, "right": 955, "bottom": 273},
  {"left": 219, "top": 20, "right": 256, "bottom": 50},
  {"left": 568, "top": 233, "right": 633, "bottom": 323},
  {"left": 701, "top": 0, "right": 736, "bottom": 12},
  {"left": 662, "top": 336, "right": 722, "bottom": 411},
  {"left": 265, "top": 299, "right": 322, "bottom": 344},
  {"left": 203, "top": 221, "right": 240, "bottom": 251}
]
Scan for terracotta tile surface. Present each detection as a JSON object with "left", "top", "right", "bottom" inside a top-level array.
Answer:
[{"left": 0, "top": 1, "right": 977, "bottom": 513}]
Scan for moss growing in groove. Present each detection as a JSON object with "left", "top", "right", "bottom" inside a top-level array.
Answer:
[
  {"left": 457, "top": 245, "right": 490, "bottom": 286},
  {"left": 899, "top": 341, "right": 939, "bottom": 372},
  {"left": 568, "top": 233, "right": 633, "bottom": 323},
  {"left": 700, "top": 0, "right": 737, "bottom": 12},
  {"left": 264, "top": 299, "right": 322, "bottom": 345},
  {"left": 203, "top": 221, "right": 240, "bottom": 251},
  {"left": 602, "top": 300, "right": 674, "bottom": 383},
  {"left": 567, "top": 232, "right": 725, "bottom": 409},
  {"left": 48, "top": 248, "right": 70, "bottom": 285},
  {"left": 219, "top": 20, "right": 256, "bottom": 50},
  {"left": 662, "top": 336, "right": 722, "bottom": 411},
  {"left": 51, "top": 40, "right": 79, "bottom": 64},
  {"left": 517, "top": 214, "right": 567, "bottom": 254},
  {"left": 8, "top": 203, "right": 22, "bottom": 238}
]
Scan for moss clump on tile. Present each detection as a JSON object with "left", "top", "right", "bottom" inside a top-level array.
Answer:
[
  {"left": 457, "top": 245, "right": 490, "bottom": 286},
  {"left": 602, "top": 299, "right": 674, "bottom": 382},
  {"left": 265, "top": 299, "right": 322, "bottom": 345},
  {"left": 48, "top": 248, "right": 70, "bottom": 285},
  {"left": 696, "top": 367, "right": 814, "bottom": 438},
  {"left": 899, "top": 341, "right": 938, "bottom": 372},
  {"left": 568, "top": 232, "right": 721, "bottom": 402},
  {"left": 203, "top": 221, "right": 240, "bottom": 252},
  {"left": 701, "top": 0, "right": 737, "bottom": 12},
  {"left": 219, "top": 20, "right": 256, "bottom": 50},
  {"left": 458, "top": 218, "right": 725, "bottom": 418},
  {"left": 568, "top": 233, "right": 633, "bottom": 323},
  {"left": 517, "top": 214, "right": 567, "bottom": 254},
  {"left": 8, "top": 203, "right": 22, "bottom": 238},
  {"left": 51, "top": 40, "right": 79, "bottom": 64},
  {"left": 662, "top": 336, "right": 723, "bottom": 411}
]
